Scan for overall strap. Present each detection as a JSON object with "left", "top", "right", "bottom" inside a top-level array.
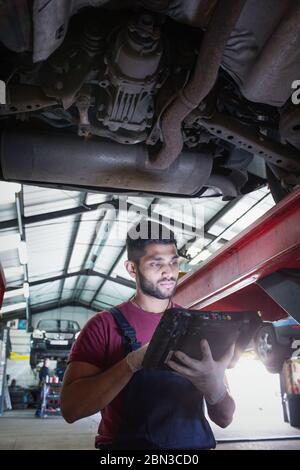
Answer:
[{"left": 110, "top": 307, "right": 141, "bottom": 355}]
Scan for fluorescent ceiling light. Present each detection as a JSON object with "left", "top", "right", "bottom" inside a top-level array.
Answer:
[
  {"left": 0, "top": 302, "right": 27, "bottom": 314},
  {"left": 3, "top": 266, "right": 24, "bottom": 278},
  {"left": 4, "top": 288, "right": 24, "bottom": 300},
  {"left": 0, "top": 233, "right": 20, "bottom": 252},
  {"left": 18, "top": 241, "right": 28, "bottom": 265},
  {"left": 0, "top": 182, "right": 22, "bottom": 205}
]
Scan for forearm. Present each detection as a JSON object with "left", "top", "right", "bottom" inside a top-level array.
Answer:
[
  {"left": 206, "top": 390, "right": 235, "bottom": 428},
  {"left": 61, "top": 358, "right": 133, "bottom": 423}
]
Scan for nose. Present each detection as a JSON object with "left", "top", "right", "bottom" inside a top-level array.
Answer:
[{"left": 161, "top": 263, "right": 173, "bottom": 278}]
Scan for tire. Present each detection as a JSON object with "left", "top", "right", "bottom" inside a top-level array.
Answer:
[{"left": 254, "top": 324, "right": 291, "bottom": 374}]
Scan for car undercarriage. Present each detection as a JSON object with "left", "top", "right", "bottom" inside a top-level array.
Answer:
[{"left": 0, "top": 0, "right": 300, "bottom": 201}]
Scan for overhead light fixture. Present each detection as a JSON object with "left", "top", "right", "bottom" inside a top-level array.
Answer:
[
  {"left": 0, "top": 233, "right": 21, "bottom": 252},
  {"left": 23, "top": 282, "right": 30, "bottom": 299},
  {"left": 3, "top": 266, "right": 24, "bottom": 278},
  {"left": 0, "top": 182, "right": 22, "bottom": 205},
  {"left": 0, "top": 301, "right": 27, "bottom": 314},
  {"left": 4, "top": 287, "right": 24, "bottom": 300},
  {"left": 18, "top": 240, "right": 28, "bottom": 265}
]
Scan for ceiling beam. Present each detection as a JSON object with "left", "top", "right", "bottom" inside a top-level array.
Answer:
[
  {"left": 71, "top": 201, "right": 119, "bottom": 302},
  {"left": 0, "top": 299, "right": 99, "bottom": 323},
  {"left": 0, "top": 199, "right": 118, "bottom": 230},
  {"left": 89, "top": 246, "right": 127, "bottom": 307},
  {"left": 5, "top": 268, "right": 135, "bottom": 290},
  {"left": 57, "top": 192, "right": 88, "bottom": 301},
  {"left": 178, "top": 198, "right": 241, "bottom": 257},
  {"left": 203, "top": 198, "right": 241, "bottom": 233}
]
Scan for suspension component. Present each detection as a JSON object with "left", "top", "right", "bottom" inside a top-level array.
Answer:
[{"left": 96, "top": 12, "right": 164, "bottom": 143}]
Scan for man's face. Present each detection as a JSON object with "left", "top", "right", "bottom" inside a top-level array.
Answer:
[{"left": 135, "top": 243, "right": 180, "bottom": 300}]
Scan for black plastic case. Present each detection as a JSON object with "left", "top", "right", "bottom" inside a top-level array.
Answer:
[{"left": 142, "top": 308, "right": 262, "bottom": 370}]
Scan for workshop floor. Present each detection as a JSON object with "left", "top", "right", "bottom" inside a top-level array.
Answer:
[
  {"left": 0, "top": 409, "right": 99, "bottom": 450},
  {"left": 1, "top": 358, "right": 300, "bottom": 450},
  {"left": 0, "top": 408, "right": 299, "bottom": 450}
]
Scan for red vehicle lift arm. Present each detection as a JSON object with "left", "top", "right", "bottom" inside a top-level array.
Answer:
[{"left": 174, "top": 188, "right": 300, "bottom": 323}]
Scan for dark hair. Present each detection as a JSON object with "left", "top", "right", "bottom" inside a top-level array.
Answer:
[{"left": 126, "top": 220, "right": 177, "bottom": 263}]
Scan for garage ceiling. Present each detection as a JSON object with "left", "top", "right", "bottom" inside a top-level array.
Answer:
[{"left": 0, "top": 183, "right": 274, "bottom": 323}]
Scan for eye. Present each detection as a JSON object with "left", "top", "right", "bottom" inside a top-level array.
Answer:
[{"left": 150, "top": 262, "right": 160, "bottom": 268}]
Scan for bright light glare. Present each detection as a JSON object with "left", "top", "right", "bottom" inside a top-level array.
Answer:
[
  {"left": 210, "top": 354, "right": 284, "bottom": 440},
  {"left": 0, "top": 233, "right": 20, "bottom": 252},
  {"left": 0, "top": 182, "right": 21, "bottom": 204},
  {"left": 3, "top": 266, "right": 24, "bottom": 278}
]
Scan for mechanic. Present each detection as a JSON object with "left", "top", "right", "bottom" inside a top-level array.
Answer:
[
  {"left": 35, "top": 358, "right": 50, "bottom": 418},
  {"left": 55, "top": 359, "right": 67, "bottom": 382},
  {"left": 60, "top": 221, "right": 235, "bottom": 449},
  {"left": 38, "top": 358, "right": 50, "bottom": 385}
]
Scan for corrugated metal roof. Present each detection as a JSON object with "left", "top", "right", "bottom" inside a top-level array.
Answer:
[
  {"left": 0, "top": 202, "right": 17, "bottom": 223},
  {"left": 26, "top": 215, "right": 78, "bottom": 279},
  {"left": 0, "top": 179, "right": 277, "bottom": 321},
  {"left": 24, "top": 185, "right": 82, "bottom": 217}
]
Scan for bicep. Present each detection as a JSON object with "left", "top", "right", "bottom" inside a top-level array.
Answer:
[{"left": 62, "top": 361, "right": 102, "bottom": 387}]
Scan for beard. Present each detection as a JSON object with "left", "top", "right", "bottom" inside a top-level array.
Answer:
[{"left": 136, "top": 266, "right": 177, "bottom": 300}]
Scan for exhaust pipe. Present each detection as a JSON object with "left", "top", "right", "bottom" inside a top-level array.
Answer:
[
  {"left": 150, "top": 0, "right": 246, "bottom": 170},
  {"left": 0, "top": 129, "right": 213, "bottom": 197}
]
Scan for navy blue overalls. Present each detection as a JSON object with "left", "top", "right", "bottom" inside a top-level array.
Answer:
[{"left": 100, "top": 307, "right": 216, "bottom": 450}]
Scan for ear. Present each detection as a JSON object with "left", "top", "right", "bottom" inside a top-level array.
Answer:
[{"left": 124, "top": 260, "right": 137, "bottom": 280}]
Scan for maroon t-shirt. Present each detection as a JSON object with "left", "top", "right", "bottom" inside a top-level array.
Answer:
[{"left": 68, "top": 300, "right": 178, "bottom": 446}]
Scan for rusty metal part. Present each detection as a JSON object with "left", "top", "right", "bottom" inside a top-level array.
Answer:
[
  {"left": 1, "top": 128, "right": 213, "bottom": 197},
  {"left": 280, "top": 106, "right": 300, "bottom": 151},
  {"left": 198, "top": 112, "right": 300, "bottom": 174},
  {"left": 149, "top": 0, "right": 246, "bottom": 170},
  {"left": 0, "top": 85, "right": 57, "bottom": 115}
]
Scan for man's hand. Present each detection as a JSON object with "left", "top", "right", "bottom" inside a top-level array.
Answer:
[
  {"left": 126, "top": 342, "right": 149, "bottom": 373},
  {"left": 166, "top": 340, "right": 235, "bottom": 404}
]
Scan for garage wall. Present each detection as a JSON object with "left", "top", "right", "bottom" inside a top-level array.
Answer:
[
  {"left": 6, "top": 359, "right": 37, "bottom": 388},
  {"left": 6, "top": 328, "right": 35, "bottom": 387},
  {"left": 32, "top": 305, "right": 97, "bottom": 329},
  {"left": 9, "top": 328, "right": 30, "bottom": 355}
]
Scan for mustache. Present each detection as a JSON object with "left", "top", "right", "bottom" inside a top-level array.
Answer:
[{"left": 159, "top": 278, "right": 176, "bottom": 283}]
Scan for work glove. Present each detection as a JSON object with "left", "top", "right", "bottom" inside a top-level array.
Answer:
[
  {"left": 126, "top": 342, "right": 149, "bottom": 373},
  {"left": 166, "top": 339, "right": 235, "bottom": 405}
]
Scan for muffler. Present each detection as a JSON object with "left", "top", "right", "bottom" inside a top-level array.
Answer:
[{"left": 0, "top": 129, "right": 213, "bottom": 197}]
